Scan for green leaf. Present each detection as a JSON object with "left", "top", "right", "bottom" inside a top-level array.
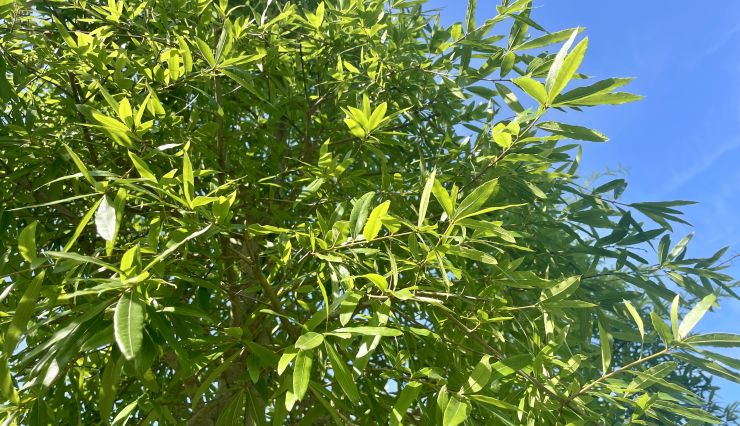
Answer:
[
  {"left": 99, "top": 355, "right": 122, "bottom": 420},
  {"left": 658, "top": 234, "right": 671, "bottom": 265},
  {"left": 91, "top": 111, "right": 138, "bottom": 148},
  {"left": 469, "top": 394, "right": 519, "bottom": 412},
  {"left": 349, "top": 192, "right": 375, "bottom": 238},
  {"left": 490, "top": 355, "right": 531, "bottom": 380},
  {"left": 669, "top": 232, "right": 694, "bottom": 260},
  {"left": 443, "top": 396, "right": 470, "bottom": 426},
  {"left": 518, "top": 27, "right": 584, "bottom": 50},
  {"left": 432, "top": 179, "right": 454, "bottom": 218},
  {"left": 293, "top": 349, "right": 313, "bottom": 401},
  {"left": 143, "top": 224, "right": 211, "bottom": 272},
  {"left": 295, "top": 332, "right": 324, "bottom": 350},
  {"left": 538, "top": 121, "right": 608, "bottom": 142},
  {"left": 623, "top": 300, "right": 645, "bottom": 341},
  {"left": 195, "top": 36, "right": 216, "bottom": 67},
  {"left": 678, "top": 294, "right": 716, "bottom": 339},
  {"left": 391, "top": 381, "right": 422, "bottom": 426},
  {"left": 454, "top": 178, "right": 499, "bottom": 220},
  {"left": 512, "top": 76, "right": 547, "bottom": 105},
  {"left": 670, "top": 294, "right": 680, "bottom": 340},
  {"left": 462, "top": 355, "right": 491, "bottom": 393},
  {"left": 540, "top": 276, "right": 580, "bottom": 303},
  {"left": 111, "top": 400, "right": 138, "bottom": 426},
  {"left": 63, "top": 143, "right": 96, "bottom": 186},
  {"left": 183, "top": 152, "right": 194, "bottom": 207},
  {"left": 362, "top": 273, "right": 389, "bottom": 292},
  {"left": 216, "top": 391, "right": 246, "bottom": 426},
  {"left": 339, "top": 290, "right": 361, "bottom": 326},
  {"left": 363, "top": 200, "right": 391, "bottom": 241},
  {"left": 5, "top": 271, "right": 45, "bottom": 354},
  {"left": 445, "top": 246, "right": 498, "bottom": 265},
  {"left": 545, "top": 31, "right": 588, "bottom": 101},
  {"left": 554, "top": 77, "right": 634, "bottom": 105},
  {"left": 598, "top": 317, "right": 612, "bottom": 373},
  {"left": 18, "top": 220, "right": 38, "bottom": 262},
  {"left": 333, "top": 326, "right": 403, "bottom": 337},
  {"left": 650, "top": 311, "right": 673, "bottom": 345},
  {"left": 653, "top": 401, "right": 722, "bottom": 424},
  {"left": 684, "top": 333, "right": 740, "bottom": 348},
  {"left": 64, "top": 197, "right": 103, "bottom": 252},
  {"left": 324, "top": 341, "right": 360, "bottom": 403},
  {"left": 418, "top": 169, "right": 436, "bottom": 227},
  {"left": 113, "top": 291, "right": 146, "bottom": 361},
  {"left": 128, "top": 151, "right": 157, "bottom": 182},
  {"left": 495, "top": 83, "right": 524, "bottom": 113},
  {"left": 625, "top": 361, "right": 676, "bottom": 394},
  {"left": 0, "top": 355, "right": 19, "bottom": 405},
  {"left": 95, "top": 196, "right": 117, "bottom": 241}
]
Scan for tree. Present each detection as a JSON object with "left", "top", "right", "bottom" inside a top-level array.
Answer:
[{"left": 0, "top": 0, "right": 738, "bottom": 424}]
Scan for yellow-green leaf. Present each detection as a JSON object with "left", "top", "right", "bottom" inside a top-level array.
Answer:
[
  {"left": 363, "top": 200, "right": 390, "bottom": 241},
  {"left": 114, "top": 291, "right": 146, "bottom": 361}
]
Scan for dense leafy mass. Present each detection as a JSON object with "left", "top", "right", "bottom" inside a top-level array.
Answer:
[{"left": 1, "top": 0, "right": 739, "bottom": 424}]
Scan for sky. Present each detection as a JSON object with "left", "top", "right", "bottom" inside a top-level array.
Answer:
[{"left": 427, "top": 0, "right": 740, "bottom": 404}]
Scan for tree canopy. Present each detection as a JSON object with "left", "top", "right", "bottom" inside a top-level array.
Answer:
[{"left": 1, "top": 0, "right": 739, "bottom": 424}]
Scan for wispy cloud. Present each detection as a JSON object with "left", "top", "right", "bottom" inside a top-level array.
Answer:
[
  {"left": 660, "top": 139, "right": 740, "bottom": 196},
  {"left": 703, "top": 22, "right": 740, "bottom": 56}
]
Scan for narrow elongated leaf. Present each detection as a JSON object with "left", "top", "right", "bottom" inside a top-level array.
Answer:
[
  {"left": 293, "top": 349, "right": 313, "bottom": 401},
  {"left": 0, "top": 355, "right": 19, "bottom": 405},
  {"left": 349, "top": 192, "right": 375, "bottom": 238},
  {"left": 432, "top": 179, "right": 454, "bottom": 217},
  {"left": 684, "top": 333, "right": 740, "bottom": 348},
  {"left": 598, "top": 318, "right": 612, "bottom": 373},
  {"left": 512, "top": 76, "right": 547, "bottom": 105},
  {"left": 362, "top": 273, "right": 389, "bottom": 292},
  {"left": 518, "top": 28, "right": 583, "bottom": 50},
  {"left": 679, "top": 294, "right": 716, "bottom": 339},
  {"left": 623, "top": 300, "right": 645, "bottom": 341},
  {"left": 95, "top": 196, "right": 116, "bottom": 241},
  {"left": 128, "top": 151, "right": 157, "bottom": 181},
  {"left": 443, "top": 396, "right": 470, "bottom": 426},
  {"left": 469, "top": 394, "right": 519, "bottom": 412},
  {"left": 670, "top": 294, "right": 680, "bottom": 339},
  {"left": 454, "top": 178, "right": 499, "bottom": 220},
  {"left": 216, "top": 391, "right": 246, "bottom": 426},
  {"left": 143, "top": 224, "right": 211, "bottom": 272},
  {"left": 462, "top": 355, "right": 491, "bottom": 393},
  {"left": 554, "top": 77, "right": 633, "bottom": 105},
  {"left": 63, "top": 143, "right": 96, "bottom": 186},
  {"left": 183, "top": 152, "right": 194, "bottom": 207},
  {"left": 546, "top": 34, "right": 588, "bottom": 101},
  {"left": 324, "top": 341, "right": 360, "bottom": 403},
  {"left": 18, "top": 220, "right": 38, "bottom": 262},
  {"left": 540, "top": 276, "right": 580, "bottom": 303},
  {"left": 363, "top": 200, "right": 390, "bottom": 241},
  {"left": 195, "top": 36, "right": 216, "bottom": 67},
  {"left": 651, "top": 311, "right": 673, "bottom": 345},
  {"left": 295, "top": 332, "right": 324, "bottom": 350},
  {"left": 391, "top": 381, "right": 422, "bottom": 426},
  {"left": 418, "top": 169, "right": 436, "bottom": 227},
  {"left": 333, "top": 326, "right": 403, "bottom": 337},
  {"left": 113, "top": 291, "right": 146, "bottom": 360},
  {"left": 5, "top": 271, "right": 45, "bottom": 354},
  {"left": 64, "top": 198, "right": 103, "bottom": 252},
  {"left": 538, "top": 121, "right": 608, "bottom": 142}
]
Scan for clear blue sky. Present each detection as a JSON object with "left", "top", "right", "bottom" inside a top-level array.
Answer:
[{"left": 427, "top": 0, "right": 740, "bottom": 404}]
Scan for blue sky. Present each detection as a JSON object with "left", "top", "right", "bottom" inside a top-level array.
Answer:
[{"left": 427, "top": 0, "right": 740, "bottom": 403}]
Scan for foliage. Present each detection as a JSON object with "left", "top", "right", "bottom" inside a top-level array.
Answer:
[{"left": 1, "top": 0, "right": 739, "bottom": 424}]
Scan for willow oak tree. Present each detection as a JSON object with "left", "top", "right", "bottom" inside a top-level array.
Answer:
[{"left": 1, "top": 0, "right": 740, "bottom": 424}]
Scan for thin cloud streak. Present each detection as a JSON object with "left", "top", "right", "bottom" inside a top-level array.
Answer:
[{"left": 660, "top": 139, "right": 740, "bottom": 197}]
